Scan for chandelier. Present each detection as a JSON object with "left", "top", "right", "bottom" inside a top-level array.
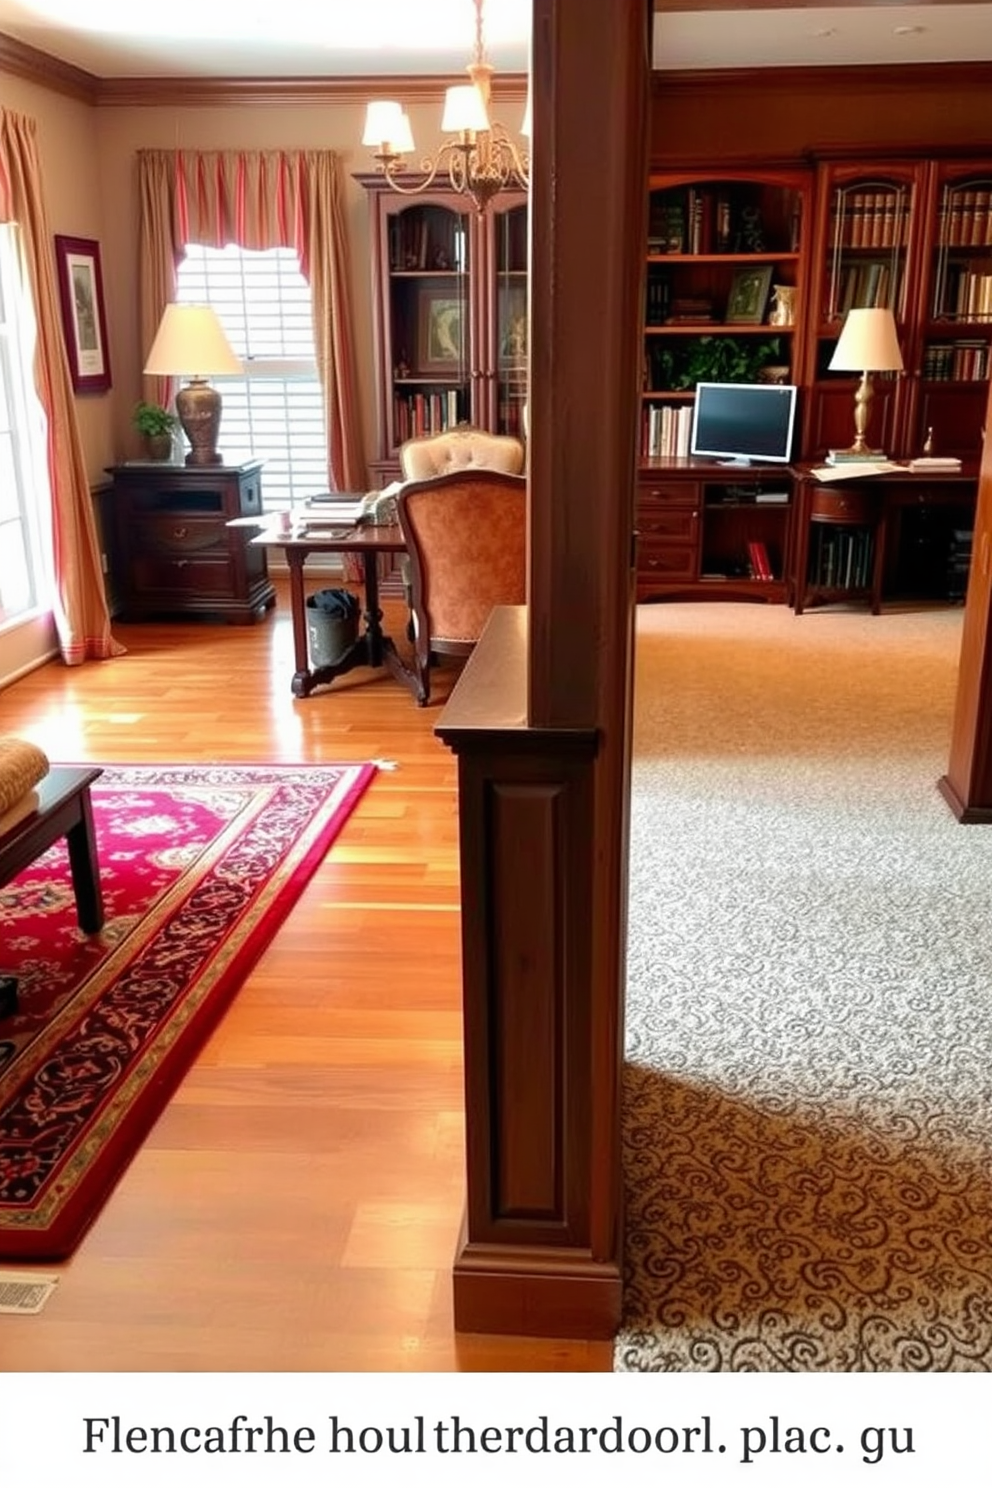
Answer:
[{"left": 361, "top": 0, "right": 530, "bottom": 214}]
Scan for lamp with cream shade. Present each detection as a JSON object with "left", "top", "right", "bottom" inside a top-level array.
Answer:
[
  {"left": 144, "top": 304, "right": 242, "bottom": 467},
  {"left": 827, "top": 306, "right": 904, "bottom": 462}
]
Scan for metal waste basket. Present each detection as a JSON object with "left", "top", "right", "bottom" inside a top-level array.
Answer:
[{"left": 306, "top": 588, "right": 360, "bottom": 667}]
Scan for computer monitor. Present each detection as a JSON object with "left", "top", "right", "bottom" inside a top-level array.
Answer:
[{"left": 690, "top": 381, "right": 798, "bottom": 466}]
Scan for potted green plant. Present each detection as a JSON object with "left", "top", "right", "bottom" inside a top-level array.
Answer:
[{"left": 132, "top": 400, "right": 177, "bottom": 461}]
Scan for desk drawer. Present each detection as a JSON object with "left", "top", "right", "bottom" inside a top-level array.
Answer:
[
  {"left": 637, "top": 505, "right": 698, "bottom": 543},
  {"left": 809, "top": 488, "right": 876, "bottom": 524},
  {"left": 638, "top": 479, "right": 700, "bottom": 507},
  {"left": 637, "top": 538, "right": 697, "bottom": 584}
]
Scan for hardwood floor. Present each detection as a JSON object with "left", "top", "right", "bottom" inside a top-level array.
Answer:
[{"left": 0, "top": 581, "right": 613, "bottom": 1372}]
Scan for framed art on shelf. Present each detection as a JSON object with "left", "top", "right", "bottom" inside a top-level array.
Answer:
[
  {"left": 416, "top": 285, "right": 464, "bottom": 375},
  {"left": 54, "top": 234, "right": 112, "bottom": 393},
  {"left": 725, "top": 265, "right": 774, "bottom": 325}
]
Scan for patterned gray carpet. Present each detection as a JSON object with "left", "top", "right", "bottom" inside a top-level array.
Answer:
[{"left": 615, "top": 603, "right": 992, "bottom": 1372}]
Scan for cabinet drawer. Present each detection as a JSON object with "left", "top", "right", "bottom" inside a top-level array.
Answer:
[
  {"left": 637, "top": 505, "right": 697, "bottom": 543},
  {"left": 132, "top": 556, "right": 235, "bottom": 595},
  {"left": 637, "top": 539, "right": 697, "bottom": 583},
  {"left": 809, "top": 488, "right": 876, "bottom": 524},
  {"left": 142, "top": 517, "right": 229, "bottom": 556}
]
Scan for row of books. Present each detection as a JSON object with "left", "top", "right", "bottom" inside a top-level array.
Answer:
[
  {"left": 392, "top": 389, "right": 463, "bottom": 445},
  {"left": 830, "top": 195, "right": 909, "bottom": 251},
  {"left": 947, "top": 528, "right": 974, "bottom": 604},
  {"left": 922, "top": 340, "right": 990, "bottom": 382},
  {"left": 830, "top": 260, "right": 899, "bottom": 316},
  {"left": 829, "top": 188, "right": 992, "bottom": 254},
  {"left": 939, "top": 188, "right": 992, "bottom": 248},
  {"left": 647, "top": 187, "right": 795, "bottom": 257},
  {"left": 810, "top": 526, "right": 874, "bottom": 591},
  {"left": 641, "top": 401, "right": 693, "bottom": 459},
  {"left": 938, "top": 267, "right": 992, "bottom": 321}
]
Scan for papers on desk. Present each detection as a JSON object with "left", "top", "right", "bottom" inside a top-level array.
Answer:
[
  {"left": 301, "top": 496, "right": 366, "bottom": 522},
  {"left": 809, "top": 461, "right": 904, "bottom": 482}
]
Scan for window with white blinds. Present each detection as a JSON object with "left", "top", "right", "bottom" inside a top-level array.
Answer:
[
  {"left": 0, "top": 224, "right": 50, "bottom": 625},
  {"left": 175, "top": 244, "right": 328, "bottom": 511}
]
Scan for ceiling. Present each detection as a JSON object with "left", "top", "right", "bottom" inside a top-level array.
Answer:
[{"left": 0, "top": 0, "right": 990, "bottom": 78}]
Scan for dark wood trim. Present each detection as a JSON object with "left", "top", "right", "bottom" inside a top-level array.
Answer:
[
  {"left": 940, "top": 378, "right": 992, "bottom": 820},
  {"left": 652, "top": 60, "right": 992, "bottom": 96},
  {"left": 435, "top": 0, "right": 650, "bottom": 1340},
  {"left": 654, "top": 0, "right": 987, "bottom": 8},
  {"left": 0, "top": 30, "right": 97, "bottom": 101}
]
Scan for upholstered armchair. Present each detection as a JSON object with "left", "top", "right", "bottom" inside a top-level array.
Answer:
[
  {"left": 396, "top": 469, "right": 527, "bottom": 705},
  {"left": 395, "top": 426, "right": 526, "bottom": 626}
]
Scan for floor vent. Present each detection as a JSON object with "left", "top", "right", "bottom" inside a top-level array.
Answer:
[{"left": 0, "top": 1272, "right": 59, "bottom": 1314}]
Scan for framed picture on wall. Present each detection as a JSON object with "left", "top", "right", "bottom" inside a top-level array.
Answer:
[{"left": 54, "top": 235, "right": 112, "bottom": 393}]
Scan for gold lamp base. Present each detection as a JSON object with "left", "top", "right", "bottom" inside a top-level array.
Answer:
[{"left": 176, "top": 378, "right": 224, "bottom": 467}]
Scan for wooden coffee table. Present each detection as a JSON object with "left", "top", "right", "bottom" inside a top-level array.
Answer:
[{"left": 0, "top": 765, "right": 105, "bottom": 932}]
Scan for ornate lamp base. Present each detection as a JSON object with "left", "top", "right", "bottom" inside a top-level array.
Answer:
[{"left": 176, "top": 378, "right": 224, "bottom": 467}]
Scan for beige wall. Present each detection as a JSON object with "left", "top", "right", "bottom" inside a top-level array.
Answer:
[
  {"left": 92, "top": 91, "right": 493, "bottom": 477},
  {"left": 5, "top": 75, "right": 523, "bottom": 486},
  {"left": 3, "top": 72, "right": 115, "bottom": 483}
]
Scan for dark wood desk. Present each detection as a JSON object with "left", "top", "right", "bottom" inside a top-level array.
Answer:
[
  {"left": 793, "top": 466, "right": 978, "bottom": 614},
  {"left": 0, "top": 766, "right": 104, "bottom": 933},
  {"left": 252, "top": 524, "right": 422, "bottom": 700}
]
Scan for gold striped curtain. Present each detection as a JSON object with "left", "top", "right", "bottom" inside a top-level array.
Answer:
[
  {"left": 137, "top": 149, "right": 366, "bottom": 492},
  {"left": 0, "top": 108, "right": 122, "bottom": 665}
]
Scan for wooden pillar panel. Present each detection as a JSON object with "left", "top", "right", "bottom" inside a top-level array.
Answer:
[{"left": 458, "top": 740, "right": 596, "bottom": 1244}]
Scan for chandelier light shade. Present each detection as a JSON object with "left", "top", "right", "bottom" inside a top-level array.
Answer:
[
  {"left": 828, "top": 306, "right": 904, "bottom": 459},
  {"left": 361, "top": 0, "right": 530, "bottom": 214},
  {"left": 144, "top": 304, "right": 242, "bottom": 467}
]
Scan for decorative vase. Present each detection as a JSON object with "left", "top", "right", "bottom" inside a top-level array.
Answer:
[{"left": 768, "top": 285, "right": 797, "bottom": 327}]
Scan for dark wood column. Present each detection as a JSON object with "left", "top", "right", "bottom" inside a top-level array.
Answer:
[
  {"left": 939, "top": 377, "right": 992, "bottom": 822},
  {"left": 435, "top": 0, "right": 652, "bottom": 1338}
]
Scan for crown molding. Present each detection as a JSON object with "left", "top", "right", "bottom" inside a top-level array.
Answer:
[
  {"left": 95, "top": 71, "right": 528, "bottom": 109},
  {"left": 0, "top": 30, "right": 98, "bottom": 101}
]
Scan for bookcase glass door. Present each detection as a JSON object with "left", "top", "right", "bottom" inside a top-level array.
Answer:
[
  {"left": 385, "top": 199, "right": 473, "bottom": 453},
  {"left": 805, "top": 163, "right": 925, "bottom": 460},
  {"left": 491, "top": 199, "right": 528, "bottom": 440},
  {"left": 919, "top": 166, "right": 992, "bottom": 460}
]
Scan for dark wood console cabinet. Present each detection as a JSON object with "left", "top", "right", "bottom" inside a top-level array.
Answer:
[
  {"left": 106, "top": 460, "right": 275, "bottom": 624},
  {"left": 637, "top": 459, "right": 794, "bottom": 602}
]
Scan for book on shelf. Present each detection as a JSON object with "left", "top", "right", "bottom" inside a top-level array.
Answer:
[{"left": 747, "top": 540, "right": 773, "bottom": 581}]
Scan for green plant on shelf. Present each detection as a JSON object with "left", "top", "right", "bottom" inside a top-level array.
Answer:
[{"left": 652, "top": 336, "right": 786, "bottom": 391}]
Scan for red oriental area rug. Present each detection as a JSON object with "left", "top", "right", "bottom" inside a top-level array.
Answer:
[{"left": 0, "top": 761, "right": 375, "bottom": 1260}]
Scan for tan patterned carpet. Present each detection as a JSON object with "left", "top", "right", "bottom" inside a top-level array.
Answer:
[{"left": 615, "top": 602, "right": 992, "bottom": 1372}]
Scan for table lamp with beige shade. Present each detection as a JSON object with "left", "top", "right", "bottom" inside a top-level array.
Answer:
[
  {"left": 827, "top": 306, "right": 904, "bottom": 462},
  {"left": 143, "top": 304, "right": 241, "bottom": 467}
]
